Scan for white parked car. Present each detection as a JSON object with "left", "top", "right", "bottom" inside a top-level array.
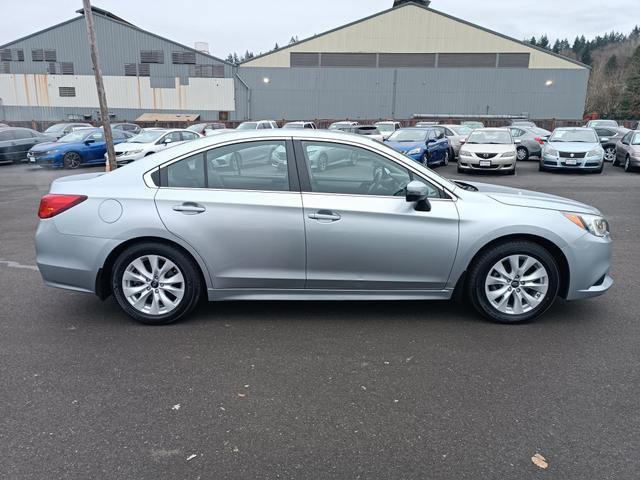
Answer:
[
  {"left": 236, "top": 120, "right": 279, "bottom": 130},
  {"left": 375, "top": 121, "right": 402, "bottom": 140},
  {"left": 282, "top": 121, "right": 317, "bottom": 129},
  {"left": 111, "top": 129, "right": 200, "bottom": 165},
  {"left": 457, "top": 128, "right": 518, "bottom": 175},
  {"left": 328, "top": 121, "right": 359, "bottom": 131}
]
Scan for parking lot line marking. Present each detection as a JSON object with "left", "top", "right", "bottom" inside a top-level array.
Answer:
[{"left": 0, "top": 259, "right": 38, "bottom": 271}]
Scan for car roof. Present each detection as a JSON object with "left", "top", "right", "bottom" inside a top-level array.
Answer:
[
  {"left": 555, "top": 127, "right": 593, "bottom": 131},
  {"left": 473, "top": 127, "right": 510, "bottom": 132}
]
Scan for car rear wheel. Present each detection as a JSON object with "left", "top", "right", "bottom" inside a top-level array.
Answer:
[
  {"left": 112, "top": 243, "right": 202, "bottom": 325},
  {"left": 442, "top": 149, "right": 450, "bottom": 166},
  {"left": 625, "top": 156, "right": 633, "bottom": 172},
  {"left": 603, "top": 146, "right": 616, "bottom": 163},
  {"left": 516, "top": 147, "right": 529, "bottom": 161},
  {"left": 63, "top": 152, "right": 82, "bottom": 169},
  {"left": 467, "top": 241, "right": 560, "bottom": 324}
]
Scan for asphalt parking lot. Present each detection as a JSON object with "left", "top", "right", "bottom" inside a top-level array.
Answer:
[{"left": 1, "top": 160, "right": 639, "bottom": 479}]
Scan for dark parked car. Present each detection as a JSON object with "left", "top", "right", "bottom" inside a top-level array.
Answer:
[
  {"left": 112, "top": 123, "right": 142, "bottom": 135},
  {"left": 0, "top": 127, "right": 55, "bottom": 164},
  {"left": 613, "top": 130, "right": 640, "bottom": 172},
  {"left": 593, "top": 126, "right": 630, "bottom": 162},
  {"left": 43, "top": 123, "right": 93, "bottom": 140}
]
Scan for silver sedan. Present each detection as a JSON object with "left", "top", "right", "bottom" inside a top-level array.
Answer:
[{"left": 35, "top": 130, "right": 613, "bottom": 325}]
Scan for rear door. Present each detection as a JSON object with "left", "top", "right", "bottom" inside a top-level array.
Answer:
[{"left": 154, "top": 138, "right": 306, "bottom": 290}]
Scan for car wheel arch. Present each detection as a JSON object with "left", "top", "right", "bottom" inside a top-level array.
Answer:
[
  {"left": 95, "top": 236, "right": 211, "bottom": 300},
  {"left": 458, "top": 233, "right": 570, "bottom": 300}
]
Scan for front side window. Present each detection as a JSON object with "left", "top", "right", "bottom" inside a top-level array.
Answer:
[
  {"left": 632, "top": 133, "right": 640, "bottom": 145},
  {"left": 181, "top": 131, "right": 198, "bottom": 141},
  {"left": 88, "top": 132, "right": 104, "bottom": 142},
  {"left": 509, "top": 128, "right": 525, "bottom": 138},
  {"left": 301, "top": 141, "right": 440, "bottom": 198}
]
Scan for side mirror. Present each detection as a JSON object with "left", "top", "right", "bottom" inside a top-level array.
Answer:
[
  {"left": 459, "top": 138, "right": 466, "bottom": 144},
  {"left": 85, "top": 138, "right": 95, "bottom": 144},
  {"left": 164, "top": 137, "right": 173, "bottom": 144},
  {"left": 406, "top": 180, "right": 431, "bottom": 212},
  {"left": 514, "top": 139, "right": 522, "bottom": 144}
]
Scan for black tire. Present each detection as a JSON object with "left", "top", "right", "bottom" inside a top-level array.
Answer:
[
  {"left": 466, "top": 241, "right": 560, "bottom": 324},
  {"left": 63, "top": 151, "right": 82, "bottom": 169},
  {"left": 516, "top": 147, "right": 529, "bottom": 161},
  {"left": 612, "top": 155, "right": 619, "bottom": 167},
  {"left": 595, "top": 162, "right": 604, "bottom": 174},
  {"left": 442, "top": 149, "right": 450, "bottom": 167},
  {"left": 457, "top": 165, "right": 464, "bottom": 174},
  {"left": 111, "top": 242, "right": 203, "bottom": 325},
  {"left": 624, "top": 156, "right": 633, "bottom": 173},
  {"left": 538, "top": 162, "right": 545, "bottom": 172},
  {"left": 506, "top": 167, "right": 516, "bottom": 175}
]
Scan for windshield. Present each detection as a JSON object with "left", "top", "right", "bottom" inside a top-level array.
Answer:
[
  {"left": 329, "top": 122, "right": 352, "bottom": 130},
  {"left": 461, "top": 122, "right": 484, "bottom": 129},
  {"left": 236, "top": 122, "right": 258, "bottom": 130},
  {"left": 632, "top": 133, "right": 640, "bottom": 145},
  {"left": 376, "top": 123, "right": 395, "bottom": 132},
  {"left": 466, "top": 130, "right": 512, "bottom": 144},
  {"left": 449, "top": 126, "right": 473, "bottom": 136},
  {"left": 283, "top": 123, "right": 304, "bottom": 129},
  {"left": 58, "top": 131, "right": 92, "bottom": 143},
  {"left": 128, "top": 130, "right": 165, "bottom": 143},
  {"left": 45, "top": 124, "right": 68, "bottom": 133},
  {"left": 187, "top": 124, "right": 205, "bottom": 132},
  {"left": 589, "top": 120, "right": 618, "bottom": 128},
  {"left": 550, "top": 129, "right": 598, "bottom": 143},
  {"left": 387, "top": 129, "right": 427, "bottom": 142}
]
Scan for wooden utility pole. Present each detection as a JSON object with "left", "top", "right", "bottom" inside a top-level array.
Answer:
[{"left": 83, "top": 0, "right": 116, "bottom": 171}]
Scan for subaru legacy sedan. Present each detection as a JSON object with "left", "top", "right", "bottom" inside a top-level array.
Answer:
[{"left": 35, "top": 130, "right": 612, "bottom": 325}]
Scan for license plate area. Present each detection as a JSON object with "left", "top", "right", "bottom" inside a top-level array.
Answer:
[
  {"left": 479, "top": 160, "right": 491, "bottom": 167},
  {"left": 565, "top": 159, "right": 577, "bottom": 165}
]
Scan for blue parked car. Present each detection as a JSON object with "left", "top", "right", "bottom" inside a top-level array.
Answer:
[
  {"left": 384, "top": 127, "right": 450, "bottom": 167},
  {"left": 27, "top": 128, "right": 133, "bottom": 169}
]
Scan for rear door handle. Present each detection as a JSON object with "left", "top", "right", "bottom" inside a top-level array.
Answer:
[
  {"left": 172, "top": 203, "right": 206, "bottom": 214},
  {"left": 308, "top": 210, "right": 341, "bottom": 222}
]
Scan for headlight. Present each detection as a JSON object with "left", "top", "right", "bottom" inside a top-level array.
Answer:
[
  {"left": 459, "top": 149, "right": 471, "bottom": 157},
  {"left": 45, "top": 150, "right": 58, "bottom": 155},
  {"left": 587, "top": 148, "right": 603, "bottom": 157},
  {"left": 407, "top": 147, "right": 422, "bottom": 155},
  {"left": 125, "top": 149, "right": 143, "bottom": 155},
  {"left": 563, "top": 212, "right": 610, "bottom": 237},
  {"left": 544, "top": 147, "right": 559, "bottom": 156},
  {"left": 501, "top": 151, "right": 516, "bottom": 158}
]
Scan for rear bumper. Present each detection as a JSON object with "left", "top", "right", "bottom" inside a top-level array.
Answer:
[
  {"left": 35, "top": 220, "right": 117, "bottom": 294},
  {"left": 563, "top": 232, "right": 613, "bottom": 300}
]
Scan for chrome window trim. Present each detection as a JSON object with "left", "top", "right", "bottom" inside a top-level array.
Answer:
[{"left": 143, "top": 135, "right": 458, "bottom": 200}]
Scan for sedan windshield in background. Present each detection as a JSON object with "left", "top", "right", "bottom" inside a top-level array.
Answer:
[
  {"left": 283, "top": 123, "right": 304, "bottom": 129},
  {"left": 550, "top": 130, "right": 598, "bottom": 143},
  {"left": 375, "top": 124, "right": 395, "bottom": 132},
  {"left": 44, "top": 124, "right": 67, "bottom": 133},
  {"left": 236, "top": 122, "right": 258, "bottom": 130},
  {"left": 129, "top": 130, "right": 165, "bottom": 143},
  {"left": 57, "top": 131, "right": 91, "bottom": 143},
  {"left": 449, "top": 126, "right": 473, "bottom": 136},
  {"left": 387, "top": 129, "right": 427, "bottom": 142},
  {"left": 466, "top": 130, "right": 512, "bottom": 144}
]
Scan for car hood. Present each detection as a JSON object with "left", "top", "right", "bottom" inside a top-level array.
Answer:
[
  {"left": 547, "top": 141, "right": 599, "bottom": 152},
  {"left": 385, "top": 141, "right": 424, "bottom": 152},
  {"left": 114, "top": 142, "right": 153, "bottom": 151},
  {"left": 460, "top": 181, "right": 600, "bottom": 215},
  {"left": 30, "top": 141, "right": 69, "bottom": 152},
  {"left": 462, "top": 143, "right": 514, "bottom": 153}
]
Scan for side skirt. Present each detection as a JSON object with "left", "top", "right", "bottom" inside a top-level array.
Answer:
[{"left": 207, "top": 289, "right": 454, "bottom": 302}]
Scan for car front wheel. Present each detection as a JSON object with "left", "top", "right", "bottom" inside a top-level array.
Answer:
[
  {"left": 63, "top": 152, "right": 82, "bottom": 169},
  {"left": 111, "top": 243, "right": 202, "bottom": 325},
  {"left": 467, "top": 241, "right": 560, "bottom": 324}
]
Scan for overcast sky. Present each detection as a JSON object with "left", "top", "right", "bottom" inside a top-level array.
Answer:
[{"left": 1, "top": 0, "right": 637, "bottom": 59}]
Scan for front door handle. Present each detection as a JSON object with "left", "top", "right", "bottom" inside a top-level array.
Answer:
[
  {"left": 172, "top": 203, "right": 206, "bottom": 214},
  {"left": 308, "top": 210, "right": 341, "bottom": 222}
]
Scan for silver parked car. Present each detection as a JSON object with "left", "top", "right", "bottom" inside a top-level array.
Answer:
[
  {"left": 613, "top": 130, "right": 640, "bottom": 172},
  {"left": 592, "top": 126, "right": 630, "bottom": 162},
  {"left": 458, "top": 128, "right": 518, "bottom": 174},
  {"left": 436, "top": 124, "right": 473, "bottom": 159},
  {"left": 35, "top": 130, "right": 612, "bottom": 325},
  {"left": 540, "top": 128, "right": 605, "bottom": 173},
  {"left": 508, "top": 126, "right": 551, "bottom": 161}
]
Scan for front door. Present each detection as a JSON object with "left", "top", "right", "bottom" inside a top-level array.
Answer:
[
  {"left": 296, "top": 140, "right": 459, "bottom": 290},
  {"left": 154, "top": 139, "right": 306, "bottom": 290}
]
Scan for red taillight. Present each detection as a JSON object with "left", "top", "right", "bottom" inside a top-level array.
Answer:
[
  {"left": 38, "top": 194, "right": 87, "bottom": 219},
  {"left": 535, "top": 137, "right": 545, "bottom": 145}
]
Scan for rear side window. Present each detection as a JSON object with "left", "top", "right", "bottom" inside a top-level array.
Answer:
[
  {"left": 11, "top": 129, "right": 33, "bottom": 140},
  {"left": 0, "top": 131, "right": 12, "bottom": 141},
  {"left": 161, "top": 141, "right": 290, "bottom": 192}
]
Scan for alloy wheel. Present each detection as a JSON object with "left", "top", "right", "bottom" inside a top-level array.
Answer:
[
  {"left": 443, "top": 150, "right": 449, "bottom": 166},
  {"left": 64, "top": 152, "right": 82, "bottom": 169},
  {"left": 122, "top": 255, "right": 185, "bottom": 316},
  {"left": 516, "top": 147, "right": 528, "bottom": 161},
  {"left": 625, "top": 156, "right": 631, "bottom": 172},
  {"left": 604, "top": 147, "right": 616, "bottom": 163},
  {"left": 484, "top": 254, "right": 549, "bottom": 315}
]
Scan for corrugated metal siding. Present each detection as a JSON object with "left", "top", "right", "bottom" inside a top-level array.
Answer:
[{"left": 235, "top": 66, "right": 589, "bottom": 120}]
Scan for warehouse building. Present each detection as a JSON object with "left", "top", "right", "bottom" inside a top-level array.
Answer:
[
  {"left": 0, "top": 7, "right": 234, "bottom": 123},
  {"left": 0, "top": 1, "right": 589, "bottom": 124}
]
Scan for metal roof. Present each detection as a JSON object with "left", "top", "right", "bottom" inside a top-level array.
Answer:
[
  {"left": 136, "top": 113, "right": 201, "bottom": 122},
  {"left": 241, "top": 1, "right": 588, "bottom": 69}
]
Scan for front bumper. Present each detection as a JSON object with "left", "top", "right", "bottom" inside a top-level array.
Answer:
[
  {"left": 542, "top": 154, "right": 603, "bottom": 170},
  {"left": 458, "top": 155, "right": 515, "bottom": 171},
  {"left": 27, "top": 151, "right": 64, "bottom": 167},
  {"left": 113, "top": 151, "right": 145, "bottom": 165},
  {"left": 563, "top": 232, "right": 613, "bottom": 300}
]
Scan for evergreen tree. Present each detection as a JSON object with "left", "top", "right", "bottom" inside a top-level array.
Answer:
[
  {"left": 552, "top": 39, "right": 561, "bottom": 53},
  {"left": 623, "top": 45, "right": 640, "bottom": 116},
  {"left": 289, "top": 36, "right": 298, "bottom": 45},
  {"left": 528, "top": 36, "right": 537, "bottom": 46},
  {"left": 538, "top": 35, "right": 550, "bottom": 49},
  {"left": 605, "top": 55, "right": 618, "bottom": 74},
  {"left": 274, "top": 43, "right": 279, "bottom": 50},
  {"left": 233, "top": 53, "right": 240, "bottom": 64},
  {"left": 581, "top": 48, "right": 593, "bottom": 65},
  {"left": 226, "top": 53, "right": 235, "bottom": 64}
]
